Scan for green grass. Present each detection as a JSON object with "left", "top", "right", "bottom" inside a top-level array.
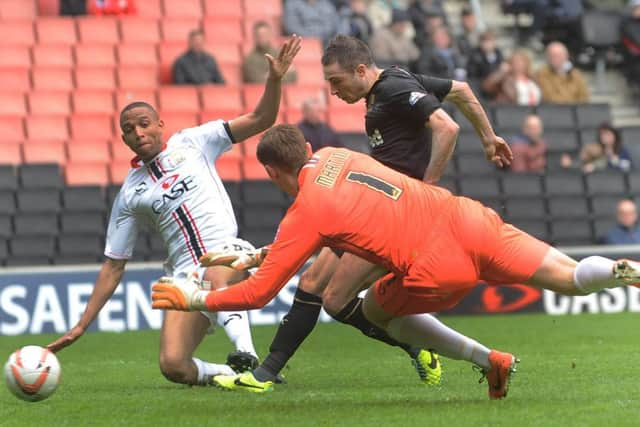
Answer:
[{"left": 1, "top": 313, "right": 638, "bottom": 427}]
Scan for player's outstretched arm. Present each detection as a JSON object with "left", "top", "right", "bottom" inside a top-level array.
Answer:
[
  {"left": 228, "top": 35, "right": 302, "bottom": 142},
  {"left": 423, "top": 108, "right": 459, "bottom": 184},
  {"left": 46, "top": 258, "right": 127, "bottom": 353},
  {"left": 444, "top": 80, "right": 513, "bottom": 168}
]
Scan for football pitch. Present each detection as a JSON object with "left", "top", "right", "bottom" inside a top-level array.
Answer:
[{"left": 1, "top": 312, "right": 638, "bottom": 427}]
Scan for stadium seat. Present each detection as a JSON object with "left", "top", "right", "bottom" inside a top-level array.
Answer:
[
  {"left": 244, "top": 0, "right": 282, "bottom": 17},
  {"left": 157, "top": 86, "right": 200, "bottom": 113},
  {"left": 215, "top": 157, "right": 242, "bottom": 181},
  {"left": 242, "top": 180, "right": 286, "bottom": 205},
  {"left": 199, "top": 109, "right": 243, "bottom": 123},
  {"left": 550, "top": 219, "right": 593, "bottom": 245},
  {"left": 117, "top": 67, "right": 159, "bottom": 89},
  {"left": 35, "top": 18, "right": 78, "bottom": 45},
  {"left": 74, "top": 44, "right": 117, "bottom": 68},
  {"left": 158, "top": 41, "right": 185, "bottom": 83},
  {"left": 70, "top": 115, "right": 114, "bottom": 139},
  {"left": 67, "top": 140, "right": 110, "bottom": 163},
  {"left": 593, "top": 218, "right": 616, "bottom": 242},
  {"left": 25, "top": 116, "right": 69, "bottom": 140},
  {"left": 61, "top": 212, "right": 104, "bottom": 235},
  {"left": 454, "top": 132, "right": 484, "bottom": 155},
  {"left": 74, "top": 68, "right": 117, "bottom": 90},
  {"left": 159, "top": 112, "right": 199, "bottom": 142},
  {"left": 591, "top": 195, "right": 621, "bottom": 218},
  {"left": 22, "top": 141, "right": 66, "bottom": 164},
  {"left": 504, "top": 197, "right": 547, "bottom": 220},
  {"left": 535, "top": 104, "right": 576, "bottom": 130},
  {"left": 0, "top": 0, "right": 37, "bottom": 19},
  {"left": 294, "top": 63, "right": 325, "bottom": 86},
  {"left": 544, "top": 129, "right": 580, "bottom": 153},
  {"left": 32, "top": 68, "right": 74, "bottom": 91},
  {"left": 19, "top": 163, "right": 63, "bottom": 188},
  {"left": 0, "top": 22, "right": 35, "bottom": 46},
  {"left": 0, "top": 142, "right": 22, "bottom": 165},
  {"left": 459, "top": 176, "right": 501, "bottom": 199},
  {"left": 218, "top": 63, "right": 241, "bottom": 86},
  {"left": 510, "top": 218, "right": 549, "bottom": 242},
  {"left": 77, "top": 17, "right": 120, "bottom": 44},
  {"left": 14, "top": 213, "right": 58, "bottom": 236},
  {"left": 574, "top": 103, "right": 611, "bottom": 129},
  {"left": 208, "top": 42, "right": 241, "bottom": 65},
  {"left": 71, "top": 91, "right": 115, "bottom": 115},
  {"left": 135, "top": 0, "right": 162, "bottom": 18},
  {"left": 27, "top": 91, "right": 71, "bottom": 116},
  {"left": 493, "top": 105, "right": 534, "bottom": 131},
  {"left": 65, "top": 161, "right": 110, "bottom": 186},
  {"left": 242, "top": 206, "right": 283, "bottom": 229},
  {"left": 295, "top": 38, "right": 324, "bottom": 64},
  {"left": 242, "top": 84, "right": 267, "bottom": 112},
  {"left": 160, "top": 18, "right": 201, "bottom": 42},
  {"left": 0, "top": 46, "right": 31, "bottom": 68},
  {"left": 242, "top": 157, "right": 269, "bottom": 180},
  {"left": 0, "top": 165, "right": 17, "bottom": 191},
  {"left": 621, "top": 127, "right": 640, "bottom": 147},
  {"left": 328, "top": 109, "right": 366, "bottom": 133},
  {"left": 0, "top": 93, "right": 27, "bottom": 116},
  {"left": 0, "top": 70, "right": 31, "bottom": 92},
  {"left": 585, "top": 172, "right": 627, "bottom": 196},
  {"left": 119, "top": 18, "right": 161, "bottom": 43},
  {"left": 239, "top": 227, "right": 276, "bottom": 248},
  {"left": 548, "top": 196, "right": 590, "bottom": 218},
  {"left": 203, "top": 18, "right": 243, "bottom": 43},
  {"left": 241, "top": 135, "right": 261, "bottom": 157},
  {"left": 62, "top": 185, "right": 106, "bottom": 212},
  {"left": 58, "top": 233, "right": 103, "bottom": 256},
  {"left": 284, "top": 85, "right": 327, "bottom": 113},
  {"left": 9, "top": 236, "right": 56, "bottom": 259},
  {"left": 32, "top": 45, "right": 74, "bottom": 68},
  {"left": 437, "top": 176, "right": 457, "bottom": 194},
  {"left": 162, "top": 0, "right": 203, "bottom": 18},
  {"left": 544, "top": 173, "right": 585, "bottom": 196},
  {"left": 0, "top": 215, "right": 12, "bottom": 239},
  {"left": 0, "top": 117, "right": 25, "bottom": 142},
  {"left": 36, "top": 0, "right": 59, "bottom": 16},
  {"left": 110, "top": 140, "right": 132, "bottom": 161},
  {"left": 0, "top": 190, "right": 16, "bottom": 214},
  {"left": 501, "top": 173, "right": 544, "bottom": 197},
  {"left": 116, "top": 89, "right": 157, "bottom": 109},
  {"left": 457, "top": 154, "right": 501, "bottom": 176},
  {"left": 117, "top": 44, "right": 158, "bottom": 67},
  {"left": 203, "top": 0, "right": 242, "bottom": 18},
  {"left": 17, "top": 189, "right": 61, "bottom": 213},
  {"left": 109, "top": 161, "right": 131, "bottom": 184}
]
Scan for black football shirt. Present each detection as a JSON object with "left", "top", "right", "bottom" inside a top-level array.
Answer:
[{"left": 365, "top": 67, "right": 452, "bottom": 179}]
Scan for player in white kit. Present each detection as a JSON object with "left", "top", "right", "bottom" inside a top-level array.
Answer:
[{"left": 47, "top": 35, "right": 302, "bottom": 386}]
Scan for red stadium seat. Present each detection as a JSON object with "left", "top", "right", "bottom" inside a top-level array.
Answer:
[
  {"left": 32, "top": 68, "right": 74, "bottom": 91},
  {"left": 0, "top": 117, "right": 26, "bottom": 141},
  {"left": 160, "top": 112, "right": 199, "bottom": 142},
  {"left": 74, "top": 44, "right": 117, "bottom": 68},
  {"left": 162, "top": 0, "right": 203, "bottom": 18},
  {"left": 328, "top": 108, "right": 366, "bottom": 133},
  {"left": 28, "top": 91, "right": 71, "bottom": 115},
  {"left": 110, "top": 140, "right": 132, "bottom": 161},
  {"left": 26, "top": 116, "right": 69, "bottom": 140},
  {"left": 203, "top": 18, "right": 243, "bottom": 43},
  {"left": 23, "top": 140, "right": 65, "bottom": 164},
  {"left": 294, "top": 63, "right": 325, "bottom": 86},
  {"left": 0, "top": 22, "right": 35, "bottom": 46},
  {"left": 242, "top": 134, "right": 260, "bottom": 157},
  {"left": 71, "top": 90, "right": 115, "bottom": 115},
  {"left": 157, "top": 86, "right": 200, "bottom": 113},
  {"left": 32, "top": 45, "right": 73, "bottom": 68},
  {"left": 284, "top": 85, "right": 328, "bottom": 111},
  {"left": 199, "top": 110, "right": 242, "bottom": 123},
  {"left": 203, "top": 0, "right": 243, "bottom": 18},
  {"left": 115, "top": 89, "right": 157, "bottom": 109},
  {"left": 200, "top": 85, "right": 243, "bottom": 113},
  {"left": 244, "top": 0, "right": 281, "bottom": 17},
  {"left": 70, "top": 114, "right": 114, "bottom": 139},
  {"left": 284, "top": 109, "right": 304, "bottom": 125},
  {"left": 0, "top": 141, "right": 22, "bottom": 164},
  {"left": 66, "top": 161, "right": 109, "bottom": 186},
  {"left": 208, "top": 42, "right": 241, "bottom": 65},
  {"left": 35, "top": 18, "right": 77, "bottom": 45},
  {"left": 160, "top": 18, "right": 200, "bottom": 42},
  {"left": 77, "top": 17, "right": 120, "bottom": 44},
  {"left": 215, "top": 156, "right": 242, "bottom": 181},
  {"left": 0, "top": 0, "right": 37, "bottom": 19},
  {"left": 117, "top": 44, "right": 158, "bottom": 66},
  {"left": 117, "top": 67, "right": 159, "bottom": 89},
  {"left": 74, "top": 68, "right": 116, "bottom": 90},
  {"left": 0, "top": 93, "right": 27, "bottom": 116},
  {"left": 223, "top": 143, "right": 243, "bottom": 159},
  {"left": 67, "top": 140, "right": 110, "bottom": 163},
  {"left": 0, "top": 46, "right": 31, "bottom": 68},
  {"left": 119, "top": 18, "right": 160, "bottom": 43},
  {"left": 36, "top": 0, "right": 59, "bottom": 16},
  {"left": 109, "top": 160, "right": 131, "bottom": 184},
  {"left": 158, "top": 41, "right": 184, "bottom": 83},
  {"left": 0, "top": 70, "right": 31, "bottom": 91},
  {"left": 242, "top": 84, "right": 266, "bottom": 112},
  {"left": 242, "top": 156, "right": 269, "bottom": 180},
  {"left": 135, "top": 0, "right": 162, "bottom": 19},
  {"left": 296, "top": 38, "right": 323, "bottom": 64}
]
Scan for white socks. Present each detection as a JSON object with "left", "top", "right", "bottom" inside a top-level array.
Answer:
[
  {"left": 192, "top": 357, "right": 235, "bottom": 385},
  {"left": 573, "top": 256, "right": 618, "bottom": 294},
  {"left": 217, "top": 311, "right": 258, "bottom": 357},
  {"left": 387, "top": 314, "right": 491, "bottom": 369}
]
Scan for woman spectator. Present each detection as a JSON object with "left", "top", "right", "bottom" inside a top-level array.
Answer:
[
  {"left": 483, "top": 49, "right": 541, "bottom": 105},
  {"left": 562, "top": 123, "right": 632, "bottom": 173}
]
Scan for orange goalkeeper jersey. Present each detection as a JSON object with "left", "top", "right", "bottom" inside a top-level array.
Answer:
[{"left": 204, "top": 147, "right": 455, "bottom": 311}]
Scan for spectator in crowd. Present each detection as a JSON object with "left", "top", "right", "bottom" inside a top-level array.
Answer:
[
  {"left": 466, "top": 29, "right": 505, "bottom": 99},
  {"left": 456, "top": 6, "right": 480, "bottom": 60},
  {"left": 408, "top": 0, "right": 447, "bottom": 48},
  {"left": 337, "top": 0, "right": 374, "bottom": 44},
  {"left": 482, "top": 49, "right": 541, "bottom": 105},
  {"left": 87, "top": 0, "right": 136, "bottom": 15},
  {"left": 284, "top": 0, "right": 340, "bottom": 45},
  {"left": 414, "top": 26, "right": 466, "bottom": 80},
  {"left": 243, "top": 21, "right": 298, "bottom": 84},
  {"left": 369, "top": 9, "right": 420, "bottom": 70},
  {"left": 562, "top": 123, "right": 632, "bottom": 173},
  {"left": 621, "top": 0, "right": 640, "bottom": 85},
  {"left": 60, "top": 0, "right": 86, "bottom": 15},
  {"left": 509, "top": 114, "right": 547, "bottom": 172},
  {"left": 172, "top": 29, "right": 225, "bottom": 85},
  {"left": 366, "top": 0, "right": 412, "bottom": 30},
  {"left": 604, "top": 199, "right": 640, "bottom": 244},
  {"left": 297, "top": 96, "right": 343, "bottom": 152},
  {"left": 535, "top": 41, "right": 589, "bottom": 104}
]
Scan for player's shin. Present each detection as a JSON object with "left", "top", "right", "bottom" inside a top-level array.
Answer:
[
  {"left": 192, "top": 357, "right": 235, "bottom": 385},
  {"left": 217, "top": 311, "right": 258, "bottom": 358},
  {"left": 386, "top": 315, "right": 491, "bottom": 369},
  {"left": 574, "top": 256, "right": 634, "bottom": 293}
]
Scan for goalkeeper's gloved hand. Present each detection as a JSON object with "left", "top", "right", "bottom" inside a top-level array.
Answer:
[
  {"left": 151, "top": 272, "right": 208, "bottom": 311},
  {"left": 199, "top": 246, "right": 269, "bottom": 270}
]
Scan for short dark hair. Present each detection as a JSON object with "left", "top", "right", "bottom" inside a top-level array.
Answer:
[
  {"left": 119, "top": 101, "right": 158, "bottom": 127},
  {"left": 321, "top": 34, "right": 375, "bottom": 71},
  {"left": 257, "top": 124, "right": 308, "bottom": 173}
]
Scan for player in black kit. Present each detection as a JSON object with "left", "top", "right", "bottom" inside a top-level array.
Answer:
[{"left": 209, "top": 35, "right": 513, "bottom": 392}]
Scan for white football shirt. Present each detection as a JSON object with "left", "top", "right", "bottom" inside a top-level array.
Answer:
[{"left": 105, "top": 120, "right": 238, "bottom": 274}]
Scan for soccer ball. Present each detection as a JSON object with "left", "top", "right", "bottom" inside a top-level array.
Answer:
[{"left": 4, "top": 345, "right": 61, "bottom": 402}]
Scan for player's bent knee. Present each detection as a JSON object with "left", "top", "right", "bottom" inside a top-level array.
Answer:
[
  {"left": 298, "top": 269, "right": 325, "bottom": 296},
  {"left": 159, "top": 354, "right": 192, "bottom": 384}
]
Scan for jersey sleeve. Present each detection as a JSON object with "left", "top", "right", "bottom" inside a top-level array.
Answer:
[
  {"left": 204, "top": 198, "right": 323, "bottom": 311},
  {"left": 181, "top": 119, "right": 235, "bottom": 164},
  {"left": 412, "top": 74, "right": 453, "bottom": 102},
  {"left": 386, "top": 79, "right": 443, "bottom": 125},
  {"left": 104, "top": 190, "right": 139, "bottom": 260}
]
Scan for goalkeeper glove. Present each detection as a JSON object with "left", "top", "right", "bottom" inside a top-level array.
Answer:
[
  {"left": 151, "top": 272, "right": 208, "bottom": 311},
  {"left": 199, "top": 246, "right": 269, "bottom": 270}
]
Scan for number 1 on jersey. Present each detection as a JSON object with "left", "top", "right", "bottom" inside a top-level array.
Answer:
[{"left": 345, "top": 171, "right": 403, "bottom": 200}]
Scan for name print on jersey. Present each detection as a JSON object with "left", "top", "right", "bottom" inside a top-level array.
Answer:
[{"left": 151, "top": 174, "right": 198, "bottom": 214}]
